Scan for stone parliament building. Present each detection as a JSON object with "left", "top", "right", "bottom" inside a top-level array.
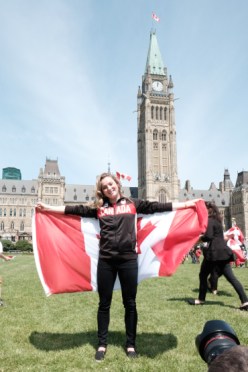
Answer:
[{"left": 1, "top": 31, "right": 248, "bottom": 242}]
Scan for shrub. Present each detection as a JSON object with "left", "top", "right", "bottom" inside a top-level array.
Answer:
[
  {"left": 15, "top": 240, "right": 33, "bottom": 252},
  {"left": 1, "top": 239, "right": 15, "bottom": 251}
]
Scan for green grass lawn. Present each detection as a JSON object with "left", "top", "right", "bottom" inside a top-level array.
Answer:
[{"left": 1, "top": 255, "right": 248, "bottom": 371}]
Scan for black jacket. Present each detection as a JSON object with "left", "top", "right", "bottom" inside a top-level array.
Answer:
[
  {"left": 201, "top": 217, "right": 233, "bottom": 261},
  {"left": 65, "top": 197, "right": 172, "bottom": 260}
]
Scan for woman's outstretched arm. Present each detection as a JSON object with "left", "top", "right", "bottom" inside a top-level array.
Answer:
[{"left": 36, "top": 202, "right": 65, "bottom": 214}]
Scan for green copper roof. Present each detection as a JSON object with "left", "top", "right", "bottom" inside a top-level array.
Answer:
[{"left": 145, "top": 31, "right": 166, "bottom": 76}]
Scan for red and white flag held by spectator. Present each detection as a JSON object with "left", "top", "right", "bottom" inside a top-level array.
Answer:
[
  {"left": 225, "top": 225, "right": 246, "bottom": 263},
  {"left": 152, "top": 12, "right": 160, "bottom": 22},
  {"left": 225, "top": 225, "right": 244, "bottom": 244},
  {"left": 32, "top": 200, "right": 208, "bottom": 296},
  {"left": 116, "top": 171, "right": 132, "bottom": 182}
]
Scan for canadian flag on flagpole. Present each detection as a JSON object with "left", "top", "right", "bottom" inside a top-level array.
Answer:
[
  {"left": 116, "top": 171, "right": 132, "bottom": 182},
  {"left": 152, "top": 12, "right": 160, "bottom": 22},
  {"left": 32, "top": 200, "right": 208, "bottom": 296}
]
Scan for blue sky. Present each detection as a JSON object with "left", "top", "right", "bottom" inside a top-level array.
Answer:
[{"left": 1, "top": 0, "right": 248, "bottom": 190}]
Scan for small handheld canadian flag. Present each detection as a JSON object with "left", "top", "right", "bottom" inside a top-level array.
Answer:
[
  {"left": 152, "top": 12, "right": 160, "bottom": 22},
  {"left": 116, "top": 171, "right": 132, "bottom": 182}
]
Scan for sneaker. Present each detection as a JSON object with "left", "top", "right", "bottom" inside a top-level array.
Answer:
[
  {"left": 240, "top": 302, "right": 248, "bottom": 311},
  {"left": 188, "top": 299, "right": 205, "bottom": 305},
  {"left": 95, "top": 348, "right": 106, "bottom": 362},
  {"left": 0, "top": 298, "right": 4, "bottom": 307},
  {"left": 126, "top": 348, "right": 138, "bottom": 358}
]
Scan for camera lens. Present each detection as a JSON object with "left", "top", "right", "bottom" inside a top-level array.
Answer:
[{"left": 196, "top": 320, "right": 240, "bottom": 365}]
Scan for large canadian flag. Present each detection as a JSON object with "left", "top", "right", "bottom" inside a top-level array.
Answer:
[{"left": 32, "top": 200, "right": 208, "bottom": 296}]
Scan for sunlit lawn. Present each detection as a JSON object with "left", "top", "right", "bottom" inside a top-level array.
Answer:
[{"left": 1, "top": 255, "right": 248, "bottom": 371}]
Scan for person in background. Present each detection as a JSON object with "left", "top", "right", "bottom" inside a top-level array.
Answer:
[
  {"left": 188, "top": 202, "right": 248, "bottom": 310},
  {"left": 36, "top": 172, "right": 197, "bottom": 361},
  {"left": 241, "top": 243, "right": 248, "bottom": 267},
  {"left": 195, "top": 246, "right": 201, "bottom": 264},
  {"left": 0, "top": 241, "right": 11, "bottom": 307}
]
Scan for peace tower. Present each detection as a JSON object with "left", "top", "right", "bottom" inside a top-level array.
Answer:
[{"left": 137, "top": 31, "right": 179, "bottom": 202}]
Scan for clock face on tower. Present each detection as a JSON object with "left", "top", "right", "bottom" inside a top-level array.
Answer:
[{"left": 152, "top": 81, "right": 163, "bottom": 92}]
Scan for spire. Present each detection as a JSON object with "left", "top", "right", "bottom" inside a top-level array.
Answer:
[
  {"left": 168, "top": 75, "right": 174, "bottom": 90},
  {"left": 145, "top": 30, "right": 166, "bottom": 76},
  {"left": 223, "top": 168, "right": 234, "bottom": 190}
]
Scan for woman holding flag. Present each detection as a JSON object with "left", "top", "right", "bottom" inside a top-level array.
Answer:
[{"left": 37, "top": 172, "right": 196, "bottom": 361}]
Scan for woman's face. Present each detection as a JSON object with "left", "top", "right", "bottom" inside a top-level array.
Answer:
[{"left": 101, "top": 176, "right": 120, "bottom": 203}]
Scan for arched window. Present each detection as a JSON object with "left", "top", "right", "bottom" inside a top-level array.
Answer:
[
  {"left": 74, "top": 194, "right": 77, "bottom": 201},
  {"left": 0, "top": 221, "right": 4, "bottom": 231},
  {"left": 153, "top": 129, "right": 158, "bottom": 140},
  {"left": 162, "top": 130, "right": 166, "bottom": 141},
  {"left": 151, "top": 106, "right": 154, "bottom": 119},
  {"left": 4, "top": 209, "right": 6, "bottom": 217},
  {"left": 23, "top": 209, "right": 26, "bottom": 217},
  {"left": 155, "top": 106, "right": 159, "bottom": 120},
  {"left": 14, "top": 208, "right": 16, "bottom": 217},
  {"left": 0, "top": 208, "right": 2, "bottom": 217},
  {"left": 10, "top": 221, "right": 14, "bottom": 230},
  {"left": 19, "top": 209, "right": 23, "bottom": 217},
  {"left": 164, "top": 107, "right": 167, "bottom": 120},
  {"left": 12, "top": 186, "right": 16, "bottom": 192},
  {"left": 21, "top": 186, "right": 26, "bottom": 193},
  {"left": 2, "top": 185, "right": 6, "bottom": 192},
  {"left": 20, "top": 221, "right": 24, "bottom": 231},
  {"left": 10, "top": 208, "right": 13, "bottom": 217},
  {"left": 31, "top": 186, "right": 35, "bottom": 193}
]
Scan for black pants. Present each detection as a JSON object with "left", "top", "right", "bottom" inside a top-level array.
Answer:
[
  {"left": 208, "top": 265, "right": 221, "bottom": 291},
  {"left": 97, "top": 257, "right": 138, "bottom": 348},
  {"left": 199, "top": 259, "right": 248, "bottom": 303}
]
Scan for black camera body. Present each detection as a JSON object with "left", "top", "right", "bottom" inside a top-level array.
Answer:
[{"left": 195, "top": 320, "right": 240, "bottom": 365}]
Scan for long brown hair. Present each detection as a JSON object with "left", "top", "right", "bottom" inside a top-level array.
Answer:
[
  {"left": 205, "top": 202, "right": 222, "bottom": 223},
  {"left": 94, "top": 172, "right": 122, "bottom": 208}
]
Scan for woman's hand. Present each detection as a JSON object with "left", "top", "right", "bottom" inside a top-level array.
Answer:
[
  {"left": 173, "top": 199, "right": 202, "bottom": 210},
  {"left": 36, "top": 202, "right": 49, "bottom": 211},
  {"left": 36, "top": 202, "right": 65, "bottom": 214}
]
